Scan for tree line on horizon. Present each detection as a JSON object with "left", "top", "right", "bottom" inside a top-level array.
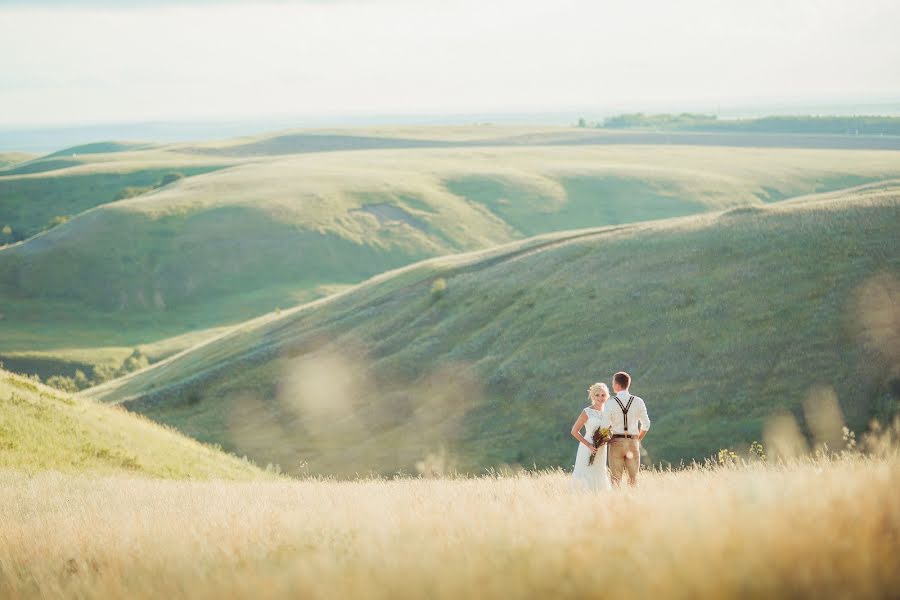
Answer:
[{"left": 576, "top": 113, "right": 900, "bottom": 135}]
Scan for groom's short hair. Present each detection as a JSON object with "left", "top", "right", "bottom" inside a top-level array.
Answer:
[{"left": 613, "top": 371, "right": 631, "bottom": 389}]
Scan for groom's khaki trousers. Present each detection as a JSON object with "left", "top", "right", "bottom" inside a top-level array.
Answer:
[{"left": 609, "top": 438, "right": 641, "bottom": 486}]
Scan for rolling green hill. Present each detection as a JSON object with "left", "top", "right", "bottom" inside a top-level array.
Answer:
[
  {"left": 0, "top": 164, "right": 227, "bottom": 241},
  {"left": 3, "top": 129, "right": 900, "bottom": 388},
  {"left": 87, "top": 184, "right": 900, "bottom": 476},
  {"left": 0, "top": 368, "right": 267, "bottom": 478}
]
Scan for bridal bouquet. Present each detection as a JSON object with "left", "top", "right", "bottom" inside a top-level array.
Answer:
[{"left": 588, "top": 426, "right": 613, "bottom": 465}]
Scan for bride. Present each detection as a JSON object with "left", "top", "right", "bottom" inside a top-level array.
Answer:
[{"left": 570, "top": 382, "right": 612, "bottom": 491}]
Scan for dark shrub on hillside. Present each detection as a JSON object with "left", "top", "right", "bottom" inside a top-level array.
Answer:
[
  {"left": 159, "top": 172, "right": 185, "bottom": 187},
  {"left": 431, "top": 277, "right": 447, "bottom": 301}
]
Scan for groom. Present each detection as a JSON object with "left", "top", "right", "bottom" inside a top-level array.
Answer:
[{"left": 607, "top": 371, "right": 650, "bottom": 487}]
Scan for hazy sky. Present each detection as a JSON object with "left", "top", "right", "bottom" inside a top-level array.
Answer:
[{"left": 1, "top": 0, "right": 899, "bottom": 125}]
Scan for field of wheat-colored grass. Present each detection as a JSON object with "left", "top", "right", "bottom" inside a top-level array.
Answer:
[{"left": 1, "top": 448, "right": 897, "bottom": 599}]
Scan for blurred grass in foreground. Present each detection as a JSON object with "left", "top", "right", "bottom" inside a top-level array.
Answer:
[{"left": 1, "top": 435, "right": 897, "bottom": 599}]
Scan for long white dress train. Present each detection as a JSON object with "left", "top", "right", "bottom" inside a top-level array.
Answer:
[{"left": 571, "top": 407, "right": 612, "bottom": 492}]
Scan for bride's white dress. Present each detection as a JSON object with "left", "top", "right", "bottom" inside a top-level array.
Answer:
[{"left": 571, "top": 406, "right": 612, "bottom": 492}]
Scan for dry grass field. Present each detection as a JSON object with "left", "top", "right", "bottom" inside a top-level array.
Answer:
[{"left": 1, "top": 444, "right": 897, "bottom": 599}]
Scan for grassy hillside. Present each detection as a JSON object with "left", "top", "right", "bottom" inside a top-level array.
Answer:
[
  {"left": 0, "top": 368, "right": 266, "bottom": 478},
  {"left": 6, "top": 144, "right": 900, "bottom": 312},
  {"left": 87, "top": 184, "right": 900, "bottom": 476},
  {"left": 3, "top": 130, "right": 900, "bottom": 385},
  {"left": 0, "top": 155, "right": 228, "bottom": 242}
]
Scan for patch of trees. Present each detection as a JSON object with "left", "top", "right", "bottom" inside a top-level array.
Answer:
[
  {"left": 28, "top": 172, "right": 188, "bottom": 236},
  {"left": 602, "top": 113, "right": 717, "bottom": 129},
  {"left": 43, "top": 349, "right": 150, "bottom": 393},
  {"left": 113, "top": 171, "right": 186, "bottom": 201}
]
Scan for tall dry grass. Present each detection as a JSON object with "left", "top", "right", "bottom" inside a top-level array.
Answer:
[{"left": 1, "top": 450, "right": 898, "bottom": 599}]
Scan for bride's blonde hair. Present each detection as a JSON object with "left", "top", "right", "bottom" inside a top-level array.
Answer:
[{"left": 588, "top": 382, "right": 609, "bottom": 399}]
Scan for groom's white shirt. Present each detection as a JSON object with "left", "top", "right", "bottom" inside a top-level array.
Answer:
[{"left": 605, "top": 390, "right": 650, "bottom": 435}]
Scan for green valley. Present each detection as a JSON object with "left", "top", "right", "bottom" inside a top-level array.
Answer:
[
  {"left": 4, "top": 128, "right": 900, "bottom": 387},
  {"left": 86, "top": 183, "right": 900, "bottom": 476}
]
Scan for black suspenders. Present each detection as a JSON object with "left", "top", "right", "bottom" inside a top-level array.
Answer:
[{"left": 615, "top": 395, "right": 635, "bottom": 432}]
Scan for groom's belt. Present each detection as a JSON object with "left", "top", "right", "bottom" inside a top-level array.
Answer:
[{"left": 612, "top": 434, "right": 639, "bottom": 439}]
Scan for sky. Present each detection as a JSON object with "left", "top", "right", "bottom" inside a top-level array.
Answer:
[{"left": 1, "top": 0, "right": 899, "bottom": 126}]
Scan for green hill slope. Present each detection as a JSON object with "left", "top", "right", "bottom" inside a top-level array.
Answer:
[
  {"left": 0, "top": 368, "right": 266, "bottom": 478},
  {"left": 87, "top": 185, "right": 900, "bottom": 476},
  {"left": 0, "top": 159, "right": 228, "bottom": 241},
  {"left": 6, "top": 144, "right": 899, "bottom": 311},
  {"left": 4, "top": 131, "right": 900, "bottom": 387}
]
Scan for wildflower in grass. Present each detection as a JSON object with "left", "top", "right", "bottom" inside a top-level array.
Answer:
[
  {"left": 749, "top": 441, "right": 766, "bottom": 460},
  {"left": 842, "top": 426, "right": 857, "bottom": 451},
  {"left": 717, "top": 448, "right": 739, "bottom": 467}
]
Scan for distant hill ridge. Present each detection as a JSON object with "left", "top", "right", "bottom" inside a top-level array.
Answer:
[
  {"left": 600, "top": 113, "right": 900, "bottom": 136},
  {"left": 44, "top": 141, "right": 155, "bottom": 158}
]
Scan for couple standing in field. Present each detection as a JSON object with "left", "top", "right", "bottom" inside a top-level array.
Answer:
[{"left": 571, "top": 371, "right": 650, "bottom": 491}]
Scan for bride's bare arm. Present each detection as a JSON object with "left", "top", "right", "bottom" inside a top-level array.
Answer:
[{"left": 570, "top": 411, "right": 595, "bottom": 451}]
